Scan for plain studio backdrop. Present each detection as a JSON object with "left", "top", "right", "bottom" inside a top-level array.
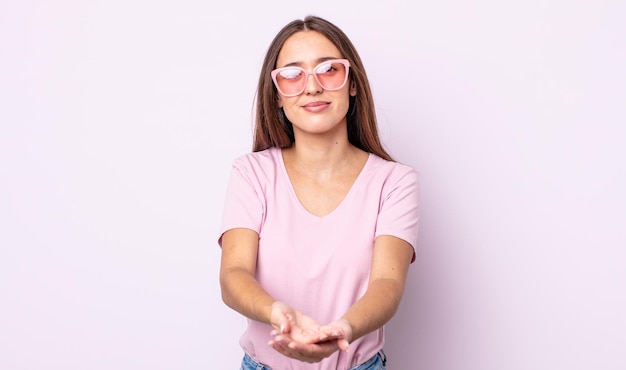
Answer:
[{"left": 1, "top": 1, "right": 625, "bottom": 369}]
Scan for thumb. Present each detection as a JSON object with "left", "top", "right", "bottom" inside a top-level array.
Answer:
[
  {"left": 280, "top": 318, "right": 290, "bottom": 334},
  {"left": 337, "top": 337, "right": 350, "bottom": 351}
]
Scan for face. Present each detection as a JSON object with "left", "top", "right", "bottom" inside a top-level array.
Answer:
[{"left": 275, "top": 31, "right": 356, "bottom": 139}]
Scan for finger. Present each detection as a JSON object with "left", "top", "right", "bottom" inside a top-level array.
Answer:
[
  {"left": 269, "top": 339, "right": 296, "bottom": 358},
  {"left": 290, "top": 329, "right": 325, "bottom": 344},
  {"left": 273, "top": 334, "right": 304, "bottom": 353},
  {"left": 287, "top": 338, "right": 338, "bottom": 356},
  {"left": 317, "top": 326, "right": 344, "bottom": 342},
  {"left": 337, "top": 337, "right": 350, "bottom": 351},
  {"left": 270, "top": 337, "right": 320, "bottom": 362}
]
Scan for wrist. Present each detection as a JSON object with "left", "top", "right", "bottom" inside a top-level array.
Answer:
[
  {"left": 336, "top": 318, "right": 353, "bottom": 342},
  {"left": 269, "top": 300, "right": 289, "bottom": 332}
]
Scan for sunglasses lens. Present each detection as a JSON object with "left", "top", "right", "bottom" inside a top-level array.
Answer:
[
  {"left": 275, "top": 68, "right": 305, "bottom": 96},
  {"left": 315, "top": 61, "right": 348, "bottom": 90},
  {"left": 274, "top": 60, "right": 349, "bottom": 96}
]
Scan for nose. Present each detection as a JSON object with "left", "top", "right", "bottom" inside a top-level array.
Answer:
[{"left": 304, "top": 72, "right": 322, "bottom": 95}]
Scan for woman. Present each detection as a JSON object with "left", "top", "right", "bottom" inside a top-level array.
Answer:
[{"left": 219, "top": 15, "right": 419, "bottom": 370}]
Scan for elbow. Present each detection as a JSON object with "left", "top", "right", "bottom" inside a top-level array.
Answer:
[
  {"left": 374, "top": 278, "right": 406, "bottom": 316},
  {"left": 219, "top": 272, "right": 235, "bottom": 309},
  {"left": 219, "top": 267, "right": 248, "bottom": 310},
  {"left": 221, "top": 290, "right": 237, "bottom": 310}
]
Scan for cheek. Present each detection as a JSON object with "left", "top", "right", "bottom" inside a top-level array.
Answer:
[
  {"left": 335, "top": 94, "right": 351, "bottom": 115},
  {"left": 281, "top": 101, "right": 298, "bottom": 123}
]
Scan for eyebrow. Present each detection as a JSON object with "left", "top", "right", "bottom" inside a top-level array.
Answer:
[{"left": 280, "top": 56, "right": 342, "bottom": 68}]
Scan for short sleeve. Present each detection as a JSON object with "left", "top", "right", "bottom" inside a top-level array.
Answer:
[
  {"left": 375, "top": 168, "right": 420, "bottom": 262},
  {"left": 217, "top": 160, "right": 265, "bottom": 246}
]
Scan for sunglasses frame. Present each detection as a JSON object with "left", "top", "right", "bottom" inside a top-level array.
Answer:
[{"left": 271, "top": 58, "right": 351, "bottom": 97}]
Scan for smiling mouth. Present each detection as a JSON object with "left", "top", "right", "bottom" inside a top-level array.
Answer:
[{"left": 303, "top": 101, "right": 329, "bottom": 108}]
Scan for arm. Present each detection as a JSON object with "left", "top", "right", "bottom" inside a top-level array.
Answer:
[
  {"left": 220, "top": 228, "right": 327, "bottom": 342},
  {"left": 219, "top": 227, "right": 274, "bottom": 324},
  {"left": 340, "top": 235, "right": 414, "bottom": 341}
]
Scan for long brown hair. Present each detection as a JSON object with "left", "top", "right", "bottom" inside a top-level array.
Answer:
[{"left": 253, "top": 15, "right": 393, "bottom": 161}]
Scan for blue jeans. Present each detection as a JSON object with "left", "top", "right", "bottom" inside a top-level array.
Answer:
[{"left": 240, "top": 350, "right": 386, "bottom": 370}]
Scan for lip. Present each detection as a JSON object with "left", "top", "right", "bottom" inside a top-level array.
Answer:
[{"left": 302, "top": 101, "right": 330, "bottom": 113}]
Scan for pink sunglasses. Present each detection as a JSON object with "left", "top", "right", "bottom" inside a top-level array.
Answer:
[{"left": 271, "top": 59, "right": 351, "bottom": 97}]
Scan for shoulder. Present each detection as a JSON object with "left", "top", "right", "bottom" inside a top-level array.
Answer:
[
  {"left": 231, "top": 147, "right": 281, "bottom": 171},
  {"left": 365, "top": 154, "right": 420, "bottom": 186},
  {"left": 228, "top": 147, "right": 283, "bottom": 189}
]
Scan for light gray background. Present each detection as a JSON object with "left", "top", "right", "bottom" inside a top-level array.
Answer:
[{"left": 1, "top": 1, "right": 625, "bottom": 369}]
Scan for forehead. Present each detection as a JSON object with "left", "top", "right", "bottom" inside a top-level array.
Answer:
[{"left": 276, "top": 31, "right": 342, "bottom": 67}]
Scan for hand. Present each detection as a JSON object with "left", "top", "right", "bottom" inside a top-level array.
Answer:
[
  {"left": 268, "top": 314, "right": 353, "bottom": 363},
  {"left": 317, "top": 319, "right": 352, "bottom": 351},
  {"left": 269, "top": 333, "right": 343, "bottom": 363},
  {"left": 269, "top": 301, "right": 325, "bottom": 344}
]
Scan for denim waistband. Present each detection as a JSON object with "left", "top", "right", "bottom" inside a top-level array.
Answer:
[
  {"left": 351, "top": 349, "right": 386, "bottom": 370},
  {"left": 240, "top": 349, "right": 386, "bottom": 370}
]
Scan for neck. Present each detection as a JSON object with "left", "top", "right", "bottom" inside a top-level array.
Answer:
[
  {"left": 284, "top": 119, "right": 366, "bottom": 174},
  {"left": 282, "top": 128, "right": 367, "bottom": 178},
  {"left": 290, "top": 141, "right": 353, "bottom": 168}
]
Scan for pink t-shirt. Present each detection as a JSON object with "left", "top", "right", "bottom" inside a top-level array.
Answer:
[{"left": 219, "top": 147, "right": 419, "bottom": 370}]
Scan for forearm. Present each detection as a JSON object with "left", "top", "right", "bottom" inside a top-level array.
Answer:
[
  {"left": 220, "top": 267, "right": 275, "bottom": 325},
  {"left": 341, "top": 278, "right": 405, "bottom": 342}
]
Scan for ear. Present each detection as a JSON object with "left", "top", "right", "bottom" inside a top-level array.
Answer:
[
  {"left": 349, "top": 81, "right": 357, "bottom": 96},
  {"left": 277, "top": 96, "right": 283, "bottom": 108}
]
